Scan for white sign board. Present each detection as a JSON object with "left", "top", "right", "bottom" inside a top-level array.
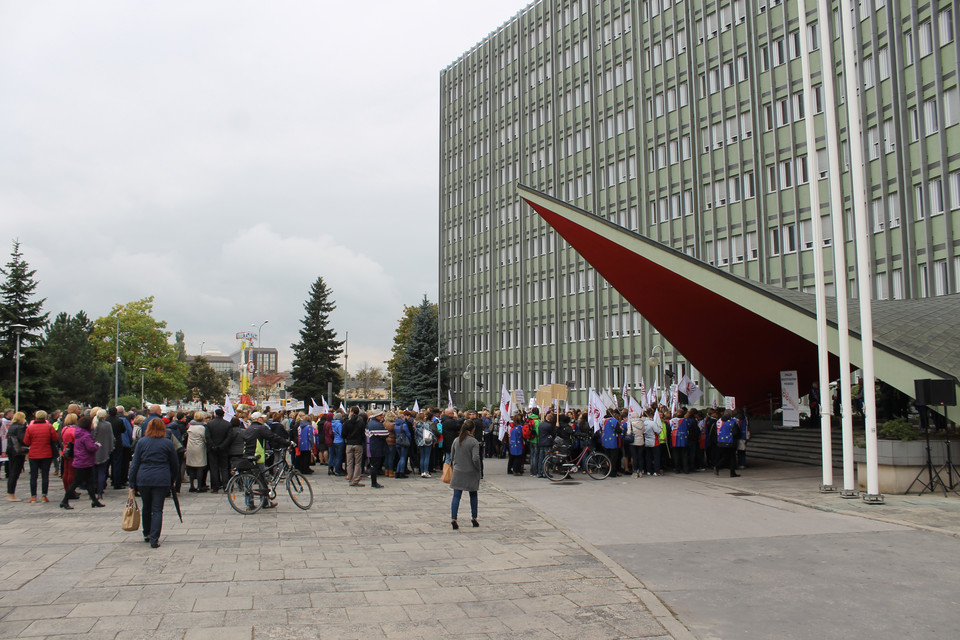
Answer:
[
  {"left": 780, "top": 370, "right": 801, "bottom": 427},
  {"left": 723, "top": 396, "right": 736, "bottom": 411}
]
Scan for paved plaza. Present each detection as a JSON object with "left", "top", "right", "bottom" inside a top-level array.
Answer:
[
  {"left": 0, "top": 469, "right": 676, "bottom": 640},
  {"left": 2, "top": 458, "right": 960, "bottom": 640}
]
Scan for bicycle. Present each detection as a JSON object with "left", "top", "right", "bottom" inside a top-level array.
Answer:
[
  {"left": 226, "top": 446, "right": 314, "bottom": 514},
  {"left": 542, "top": 439, "right": 611, "bottom": 481}
]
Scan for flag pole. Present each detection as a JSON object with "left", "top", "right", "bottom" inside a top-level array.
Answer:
[
  {"left": 798, "top": 0, "right": 835, "bottom": 493},
  {"left": 816, "top": 0, "right": 858, "bottom": 498}
]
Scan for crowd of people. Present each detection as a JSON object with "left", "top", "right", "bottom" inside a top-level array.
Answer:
[{"left": 1, "top": 400, "right": 749, "bottom": 540}]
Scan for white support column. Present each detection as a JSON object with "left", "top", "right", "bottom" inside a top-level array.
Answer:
[
  {"left": 838, "top": 0, "right": 883, "bottom": 503},
  {"left": 797, "top": 0, "right": 835, "bottom": 493},
  {"left": 817, "top": 0, "right": 858, "bottom": 498}
]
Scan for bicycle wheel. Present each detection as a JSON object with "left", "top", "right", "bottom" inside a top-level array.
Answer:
[
  {"left": 286, "top": 470, "right": 314, "bottom": 510},
  {"left": 226, "top": 472, "right": 268, "bottom": 514},
  {"left": 586, "top": 452, "right": 612, "bottom": 480},
  {"left": 543, "top": 455, "right": 568, "bottom": 482}
]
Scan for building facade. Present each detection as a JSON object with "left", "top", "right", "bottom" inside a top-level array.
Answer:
[{"left": 439, "top": 0, "right": 960, "bottom": 410}]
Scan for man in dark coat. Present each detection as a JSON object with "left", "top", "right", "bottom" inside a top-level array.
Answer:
[{"left": 205, "top": 408, "right": 234, "bottom": 493}]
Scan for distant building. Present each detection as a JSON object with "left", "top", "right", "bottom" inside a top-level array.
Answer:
[
  {"left": 186, "top": 353, "right": 235, "bottom": 378},
  {"left": 229, "top": 347, "right": 279, "bottom": 375}
]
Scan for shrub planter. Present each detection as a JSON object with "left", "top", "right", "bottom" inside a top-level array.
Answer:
[{"left": 854, "top": 440, "right": 960, "bottom": 494}]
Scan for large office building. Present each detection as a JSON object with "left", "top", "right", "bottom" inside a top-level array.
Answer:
[{"left": 439, "top": 0, "right": 959, "bottom": 410}]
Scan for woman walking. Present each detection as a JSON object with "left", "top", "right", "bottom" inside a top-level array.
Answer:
[
  {"left": 6, "top": 412, "right": 28, "bottom": 501},
  {"left": 91, "top": 408, "right": 114, "bottom": 500},
  {"left": 185, "top": 411, "right": 208, "bottom": 492},
  {"left": 449, "top": 419, "right": 481, "bottom": 530},
  {"left": 23, "top": 410, "right": 59, "bottom": 503},
  {"left": 60, "top": 416, "right": 104, "bottom": 509},
  {"left": 129, "top": 418, "right": 179, "bottom": 548}
]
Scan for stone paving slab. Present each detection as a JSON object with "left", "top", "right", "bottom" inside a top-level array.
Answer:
[{"left": 0, "top": 471, "right": 677, "bottom": 639}]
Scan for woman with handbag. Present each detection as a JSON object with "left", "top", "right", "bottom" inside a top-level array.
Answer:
[
  {"left": 129, "top": 418, "right": 179, "bottom": 548},
  {"left": 449, "top": 420, "right": 481, "bottom": 530},
  {"left": 60, "top": 416, "right": 104, "bottom": 509},
  {"left": 6, "top": 412, "right": 28, "bottom": 501},
  {"left": 59, "top": 414, "right": 79, "bottom": 498}
]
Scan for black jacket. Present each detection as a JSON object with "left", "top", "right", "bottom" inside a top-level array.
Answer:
[
  {"left": 242, "top": 423, "right": 291, "bottom": 457},
  {"left": 205, "top": 417, "right": 234, "bottom": 451},
  {"left": 342, "top": 414, "right": 366, "bottom": 446}
]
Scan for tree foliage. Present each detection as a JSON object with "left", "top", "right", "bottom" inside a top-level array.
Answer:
[
  {"left": 352, "top": 365, "right": 385, "bottom": 399},
  {"left": 288, "top": 277, "right": 344, "bottom": 404},
  {"left": 186, "top": 356, "right": 228, "bottom": 404},
  {"left": 90, "top": 297, "right": 187, "bottom": 403},
  {"left": 0, "top": 240, "right": 53, "bottom": 412},
  {"left": 44, "top": 311, "right": 100, "bottom": 406},
  {"left": 392, "top": 296, "right": 446, "bottom": 409}
]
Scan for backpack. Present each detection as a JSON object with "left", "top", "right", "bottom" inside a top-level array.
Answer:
[
  {"left": 522, "top": 418, "right": 538, "bottom": 441},
  {"left": 396, "top": 423, "right": 411, "bottom": 447}
]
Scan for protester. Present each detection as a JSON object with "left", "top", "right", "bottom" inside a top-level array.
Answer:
[
  {"left": 91, "top": 408, "right": 114, "bottom": 500},
  {"left": 342, "top": 407, "right": 366, "bottom": 486},
  {"left": 59, "top": 413, "right": 79, "bottom": 496},
  {"left": 366, "top": 409, "right": 388, "bottom": 489},
  {"left": 23, "top": 410, "right": 59, "bottom": 503},
  {"left": 449, "top": 420, "right": 481, "bottom": 530},
  {"left": 329, "top": 412, "right": 345, "bottom": 476},
  {"left": 60, "top": 416, "right": 104, "bottom": 509},
  {"left": 5, "top": 412, "right": 28, "bottom": 501},
  {"left": 414, "top": 412, "right": 435, "bottom": 477},
  {"left": 204, "top": 408, "right": 233, "bottom": 493},
  {"left": 185, "top": 411, "right": 208, "bottom": 492},
  {"left": 129, "top": 418, "right": 180, "bottom": 548},
  {"left": 394, "top": 412, "right": 412, "bottom": 478}
]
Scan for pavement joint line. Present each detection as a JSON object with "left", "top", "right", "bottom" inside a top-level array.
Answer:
[
  {"left": 701, "top": 479, "right": 960, "bottom": 540},
  {"left": 487, "top": 481, "right": 697, "bottom": 640}
]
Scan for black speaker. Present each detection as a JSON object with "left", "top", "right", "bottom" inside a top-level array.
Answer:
[{"left": 914, "top": 379, "right": 957, "bottom": 406}]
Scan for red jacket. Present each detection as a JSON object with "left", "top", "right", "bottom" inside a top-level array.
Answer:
[{"left": 23, "top": 421, "right": 59, "bottom": 459}]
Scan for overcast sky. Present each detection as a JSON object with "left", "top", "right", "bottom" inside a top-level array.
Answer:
[{"left": 0, "top": 0, "right": 528, "bottom": 373}]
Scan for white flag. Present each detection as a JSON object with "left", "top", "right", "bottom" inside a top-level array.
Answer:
[
  {"left": 639, "top": 377, "right": 647, "bottom": 410},
  {"left": 564, "top": 399, "right": 569, "bottom": 415},
  {"left": 413, "top": 400, "right": 420, "bottom": 413},
  {"left": 447, "top": 390, "right": 454, "bottom": 410},
  {"left": 498, "top": 384, "right": 511, "bottom": 440},
  {"left": 309, "top": 398, "right": 322, "bottom": 415},
  {"left": 321, "top": 396, "right": 330, "bottom": 414},
  {"left": 621, "top": 380, "right": 629, "bottom": 409},
  {"left": 629, "top": 396, "right": 643, "bottom": 415},
  {"left": 677, "top": 375, "right": 704, "bottom": 405},
  {"left": 223, "top": 394, "right": 235, "bottom": 420},
  {"left": 670, "top": 385, "right": 680, "bottom": 414},
  {"left": 339, "top": 402, "right": 346, "bottom": 412},
  {"left": 587, "top": 388, "right": 603, "bottom": 432}
]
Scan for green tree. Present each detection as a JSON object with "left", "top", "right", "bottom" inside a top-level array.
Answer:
[
  {"left": 44, "top": 311, "right": 100, "bottom": 406},
  {"left": 353, "top": 365, "right": 385, "bottom": 399},
  {"left": 90, "top": 297, "right": 187, "bottom": 403},
  {"left": 393, "top": 296, "right": 446, "bottom": 409},
  {"left": 0, "top": 240, "right": 53, "bottom": 412},
  {"left": 186, "top": 356, "right": 228, "bottom": 404},
  {"left": 288, "top": 277, "right": 344, "bottom": 404},
  {"left": 174, "top": 330, "right": 187, "bottom": 362}
]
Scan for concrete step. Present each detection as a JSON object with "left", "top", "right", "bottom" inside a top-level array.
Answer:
[{"left": 748, "top": 426, "right": 862, "bottom": 468}]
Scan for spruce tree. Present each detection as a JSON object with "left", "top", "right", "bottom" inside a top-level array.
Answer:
[
  {"left": 0, "top": 239, "right": 53, "bottom": 411},
  {"left": 44, "top": 311, "right": 99, "bottom": 406},
  {"left": 288, "top": 277, "right": 344, "bottom": 404},
  {"left": 393, "top": 296, "right": 445, "bottom": 409}
]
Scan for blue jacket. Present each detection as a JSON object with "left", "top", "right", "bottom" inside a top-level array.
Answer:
[
  {"left": 332, "top": 419, "right": 344, "bottom": 444},
  {"left": 129, "top": 436, "right": 179, "bottom": 489},
  {"left": 120, "top": 417, "right": 133, "bottom": 448},
  {"left": 601, "top": 417, "right": 620, "bottom": 449},
  {"left": 366, "top": 418, "right": 389, "bottom": 457}
]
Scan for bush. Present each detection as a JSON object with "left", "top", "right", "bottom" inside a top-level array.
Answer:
[
  {"left": 117, "top": 394, "right": 142, "bottom": 411},
  {"left": 878, "top": 418, "right": 919, "bottom": 441}
]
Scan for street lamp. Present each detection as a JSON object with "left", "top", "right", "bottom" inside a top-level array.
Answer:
[
  {"left": 200, "top": 341, "right": 205, "bottom": 357},
  {"left": 114, "top": 316, "right": 120, "bottom": 407},
  {"left": 434, "top": 355, "right": 441, "bottom": 407},
  {"left": 139, "top": 367, "right": 147, "bottom": 409},
  {"left": 463, "top": 363, "right": 476, "bottom": 409},
  {"left": 11, "top": 323, "right": 26, "bottom": 413}
]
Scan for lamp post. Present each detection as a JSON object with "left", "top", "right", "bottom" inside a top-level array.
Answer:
[
  {"left": 463, "top": 363, "right": 476, "bottom": 409},
  {"left": 11, "top": 323, "right": 26, "bottom": 413},
  {"left": 200, "top": 341, "right": 205, "bottom": 357},
  {"left": 435, "top": 356, "right": 441, "bottom": 407},
  {"left": 648, "top": 345, "right": 665, "bottom": 392},
  {"left": 114, "top": 316, "right": 120, "bottom": 407},
  {"left": 139, "top": 367, "right": 147, "bottom": 409}
]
